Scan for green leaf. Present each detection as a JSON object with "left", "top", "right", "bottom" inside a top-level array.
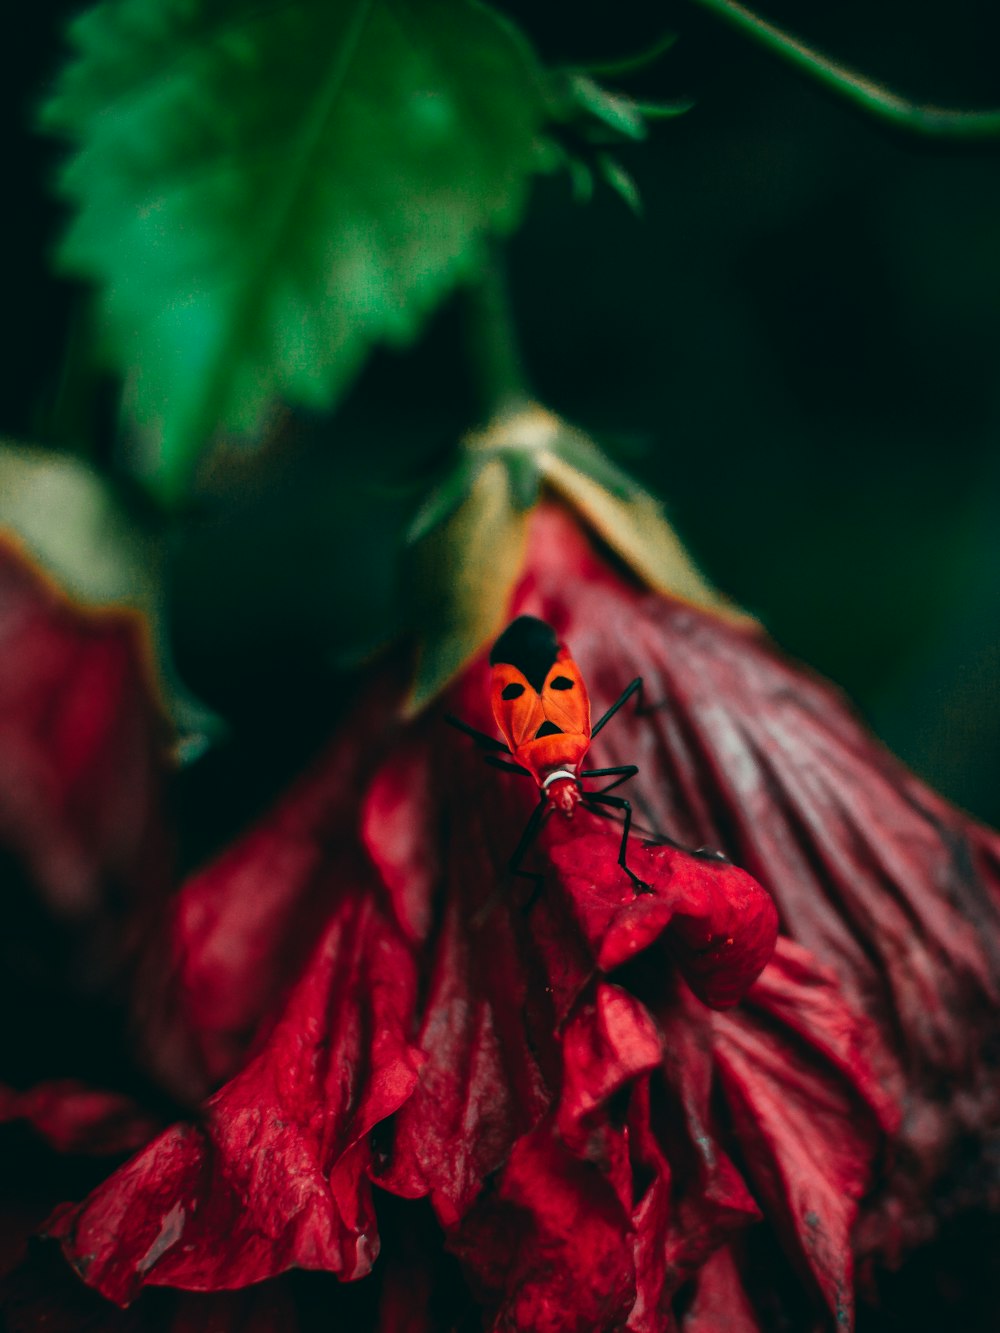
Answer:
[
  {"left": 550, "top": 425, "right": 636, "bottom": 502},
  {"left": 633, "top": 97, "right": 695, "bottom": 119},
  {"left": 406, "top": 456, "right": 528, "bottom": 713},
  {"left": 42, "top": 0, "right": 553, "bottom": 504},
  {"left": 566, "top": 155, "right": 595, "bottom": 204},
  {"left": 536, "top": 445, "right": 735, "bottom": 618},
  {"left": 406, "top": 453, "right": 482, "bottom": 545},
  {"left": 564, "top": 73, "right": 648, "bottom": 140},
  {"left": 574, "top": 31, "right": 678, "bottom": 79},
  {"left": 503, "top": 448, "right": 541, "bottom": 510},
  {"left": 597, "top": 153, "right": 643, "bottom": 215}
]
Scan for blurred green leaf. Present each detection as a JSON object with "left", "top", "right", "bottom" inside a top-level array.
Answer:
[
  {"left": 0, "top": 443, "right": 157, "bottom": 610},
  {"left": 406, "top": 453, "right": 482, "bottom": 545},
  {"left": 407, "top": 456, "right": 528, "bottom": 713},
  {"left": 42, "top": 0, "right": 553, "bottom": 504},
  {"left": 574, "top": 31, "right": 678, "bottom": 79},
  {"left": 544, "top": 61, "right": 690, "bottom": 213},
  {"left": 563, "top": 73, "right": 648, "bottom": 140},
  {"left": 503, "top": 448, "right": 541, "bottom": 509},
  {"left": 550, "top": 425, "right": 636, "bottom": 502},
  {"left": 633, "top": 98, "right": 695, "bottom": 119},
  {"left": 565, "top": 153, "right": 595, "bottom": 204},
  {"left": 597, "top": 154, "right": 643, "bottom": 215}
]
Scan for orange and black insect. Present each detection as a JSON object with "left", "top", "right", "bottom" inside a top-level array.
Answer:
[{"left": 447, "top": 615, "right": 723, "bottom": 895}]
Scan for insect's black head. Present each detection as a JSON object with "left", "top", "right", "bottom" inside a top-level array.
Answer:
[{"left": 490, "top": 615, "right": 560, "bottom": 692}]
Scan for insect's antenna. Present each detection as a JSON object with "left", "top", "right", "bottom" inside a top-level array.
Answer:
[
  {"left": 584, "top": 799, "right": 730, "bottom": 864},
  {"left": 590, "top": 678, "right": 642, "bottom": 738}
]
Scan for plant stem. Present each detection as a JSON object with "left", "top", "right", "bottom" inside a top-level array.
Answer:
[
  {"left": 464, "top": 250, "right": 532, "bottom": 421},
  {"left": 39, "top": 299, "right": 101, "bottom": 460},
  {"left": 684, "top": 0, "right": 1000, "bottom": 141}
]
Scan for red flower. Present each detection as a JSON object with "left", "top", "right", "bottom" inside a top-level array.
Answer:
[{"left": 3, "top": 500, "right": 1000, "bottom": 1330}]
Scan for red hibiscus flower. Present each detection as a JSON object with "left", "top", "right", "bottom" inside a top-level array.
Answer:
[{"left": 2, "top": 444, "right": 1000, "bottom": 1330}]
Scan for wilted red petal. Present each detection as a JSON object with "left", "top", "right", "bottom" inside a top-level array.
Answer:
[
  {"left": 652, "top": 988, "right": 762, "bottom": 1277},
  {"left": 379, "top": 879, "right": 552, "bottom": 1224},
  {"left": 361, "top": 728, "right": 440, "bottom": 945},
  {"left": 622, "top": 1076, "right": 674, "bottom": 1332},
  {"left": 450, "top": 1117, "right": 637, "bottom": 1333},
  {"left": 738, "top": 936, "right": 900, "bottom": 1136},
  {"left": 372, "top": 1198, "right": 474, "bottom": 1333},
  {"left": 0, "top": 1082, "right": 159, "bottom": 1157},
  {"left": 0, "top": 538, "right": 171, "bottom": 1116},
  {"left": 0, "top": 535, "right": 169, "bottom": 926},
  {"left": 505, "top": 504, "right": 1000, "bottom": 1258},
  {"left": 0, "top": 1241, "right": 299, "bottom": 1332},
  {"left": 370, "top": 720, "right": 777, "bottom": 1328},
  {"left": 136, "top": 685, "right": 408, "bottom": 1103},
  {"left": 48, "top": 886, "right": 422, "bottom": 1306},
  {"left": 541, "top": 825, "right": 778, "bottom": 1007},
  {"left": 30, "top": 497, "right": 996, "bottom": 1330},
  {"left": 0, "top": 534, "right": 176, "bottom": 1300},
  {"left": 712, "top": 939, "right": 893, "bottom": 1324},
  {"left": 556, "top": 984, "right": 663, "bottom": 1155},
  {"left": 679, "top": 1244, "right": 760, "bottom": 1333}
]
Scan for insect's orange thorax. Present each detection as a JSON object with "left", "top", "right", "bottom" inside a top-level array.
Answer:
[{"left": 512, "top": 735, "right": 589, "bottom": 786}]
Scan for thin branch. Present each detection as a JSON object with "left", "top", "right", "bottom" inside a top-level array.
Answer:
[
  {"left": 463, "top": 250, "right": 531, "bottom": 420},
  {"left": 685, "top": 0, "right": 1000, "bottom": 142}
]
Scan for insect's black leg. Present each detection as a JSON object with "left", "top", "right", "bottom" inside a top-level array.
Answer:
[
  {"left": 470, "top": 795, "right": 549, "bottom": 929},
  {"left": 587, "top": 793, "right": 730, "bottom": 864},
  {"left": 509, "top": 796, "right": 550, "bottom": 911},
  {"left": 580, "top": 764, "right": 639, "bottom": 796},
  {"left": 444, "top": 713, "right": 510, "bottom": 753},
  {"left": 592, "top": 678, "right": 673, "bottom": 737},
  {"left": 590, "top": 678, "right": 642, "bottom": 739},
  {"left": 585, "top": 706, "right": 726, "bottom": 862},
  {"left": 585, "top": 791, "right": 652, "bottom": 894},
  {"left": 484, "top": 755, "right": 533, "bottom": 777},
  {"left": 509, "top": 796, "right": 548, "bottom": 876}
]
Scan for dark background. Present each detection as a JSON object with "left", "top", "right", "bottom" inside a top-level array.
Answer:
[
  {"left": 3, "top": 4, "right": 1000, "bottom": 1328},
  {"left": 3, "top": 0, "right": 999, "bottom": 833}
]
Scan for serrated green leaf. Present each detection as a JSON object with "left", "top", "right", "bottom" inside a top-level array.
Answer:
[{"left": 43, "top": 0, "right": 553, "bottom": 504}]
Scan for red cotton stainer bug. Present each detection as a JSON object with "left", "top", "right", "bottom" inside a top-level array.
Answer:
[{"left": 447, "top": 615, "right": 727, "bottom": 895}]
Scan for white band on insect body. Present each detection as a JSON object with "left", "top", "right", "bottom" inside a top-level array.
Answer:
[{"left": 542, "top": 769, "right": 577, "bottom": 790}]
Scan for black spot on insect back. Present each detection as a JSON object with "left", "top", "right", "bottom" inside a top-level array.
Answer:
[
  {"left": 490, "top": 616, "right": 559, "bottom": 692},
  {"left": 535, "top": 720, "right": 563, "bottom": 739}
]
